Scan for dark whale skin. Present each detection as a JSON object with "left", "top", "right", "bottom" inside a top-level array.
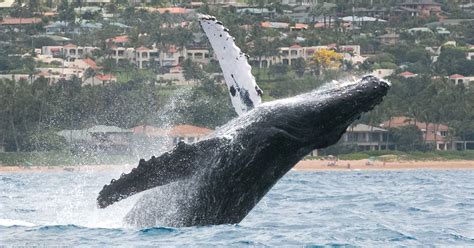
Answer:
[{"left": 97, "top": 75, "right": 390, "bottom": 227}]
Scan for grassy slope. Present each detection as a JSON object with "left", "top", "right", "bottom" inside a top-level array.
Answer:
[{"left": 308, "top": 150, "right": 474, "bottom": 161}]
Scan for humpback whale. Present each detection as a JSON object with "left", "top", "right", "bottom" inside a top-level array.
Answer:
[{"left": 97, "top": 75, "right": 390, "bottom": 228}]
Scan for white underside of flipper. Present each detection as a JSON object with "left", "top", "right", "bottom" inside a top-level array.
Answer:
[{"left": 199, "top": 15, "right": 262, "bottom": 115}]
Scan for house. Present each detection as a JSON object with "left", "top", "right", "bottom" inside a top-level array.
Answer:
[
  {"left": 408, "top": 27, "right": 433, "bottom": 34},
  {"left": 83, "top": 74, "right": 116, "bottom": 86},
  {"left": 467, "top": 50, "right": 474, "bottom": 60},
  {"left": 341, "top": 124, "right": 392, "bottom": 151},
  {"left": 0, "top": 17, "right": 42, "bottom": 26},
  {"left": 0, "top": 0, "right": 14, "bottom": 8},
  {"left": 353, "top": 7, "right": 390, "bottom": 19},
  {"left": 58, "top": 125, "right": 132, "bottom": 153},
  {"left": 341, "top": 16, "right": 387, "bottom": 26},
  {"left": 160, "top": 45, "right": 185, "bottom": 68},
  {"left": 260, "top": 21, "right": 289, "bottom": 29},
  {"left": 186, "top": 47, "right": 211, "bottom": 64},
  {"left": 399, "top": 71, "right": 418, "bottom": 78},
  {"left": 376, "top": 33, "right": 400, "bottom": 45},
  {"left": 86, "top": 125, "right": 132, "bottom": 153},
  {"left": 44, "top": 21, "right": 103, "bottom": 34},
  {"left": 110, "top": 46, "right": 135, "bottom": 64},
  {"left": 381, "top": 116, "right": 451, "bottom": 150},
  {"left": 42, "top": 44, "right": 99, "bottom": 60},
  {"left": 372, "top": 69, "right": 395, "bottom": 79},
  {"left": 290, "top": 23, "right": 308, "bottom": 31},
  {"left": 396, "top": 0, "right": 442, "bottom": 18},
  {"left": 74, "top": 0, "right": 111, "bottom": 6},
  {"left": 135, "top": 46, "right": 160, "bottom": 69},
  {"left": 236, "top": 8, "right": 274, "bottom": 17},
  {"left": 107, "top": 35, "right": 129, "bottom": 47},
  {"left": 156, "top": 66, "right": 189, "bottom": 85},
  {"left": 130, "top": 125, "right": 167, "bottom": 156},
  {"left": 449, "top": 74, "right": 474, "bottom": 86},
  {"left": 130, "top": 124, "right": 213, "bottom": 155},
  {"left": 250, "top": 44, "right": 361, "bottom": 68},
  {"left": 161, "top": 125, "right": 212, "bottom": 146},
  {"left": 62, "top": 44, "right": 98, "bottom": 60}
]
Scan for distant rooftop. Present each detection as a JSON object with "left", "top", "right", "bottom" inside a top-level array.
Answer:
[
  {"left": 347, "top": 124, "right": 387, "bottom": 132},
  {"left": 87, "top": 125, "right": 130, "bottom": 133},
  {"left": 0, "top": 17, "right": 42, "bottom": 25},
  {"left": 398, "top": 0, "right": 441, "bottom": 6}
]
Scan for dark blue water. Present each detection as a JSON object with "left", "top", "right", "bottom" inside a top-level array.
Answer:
[{"left": 1, "top": 169, "right": 473, "bottom": 246}]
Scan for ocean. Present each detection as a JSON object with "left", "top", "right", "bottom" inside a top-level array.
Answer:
[{"left": 1, "top": 169, "right": 473, "bottom": 246}]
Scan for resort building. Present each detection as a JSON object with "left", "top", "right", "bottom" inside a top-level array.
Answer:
[
  {"left": 250, "top": 44, "right": 362, "bottom": 68},
  {"left": 41, "top": 44, "right": 98, "bottom": 60},
  {"left": 381, "top": 116, "right": 452, "bottom": 150},
  {"left": 341, "top": 124, "right": 392, "bottom": 151},
  {"left": 449, "top": 74, "right": 474, "bottom": 86},
  {"left": 396, "top": 0, "right": 442, "bottom": 18}
]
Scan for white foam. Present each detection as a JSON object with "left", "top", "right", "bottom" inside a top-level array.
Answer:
[{"left": 0, "top": 218, "right": 37, "bottom": 227}]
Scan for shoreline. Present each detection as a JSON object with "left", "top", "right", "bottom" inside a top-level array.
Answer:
[
  {"left": 0, "top": 159, "right": 473, "bottom": 173},
  {"left": 293, "top": 159, "right": 474, "bottom": 171}
]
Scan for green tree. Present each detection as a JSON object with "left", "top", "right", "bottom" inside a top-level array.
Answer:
[{"left": 389, "top": 125, "right": 425, "bottom": 151}]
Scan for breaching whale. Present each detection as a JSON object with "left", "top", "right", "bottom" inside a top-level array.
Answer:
[{"left": 97, "top": 75, "right": 390, "bottom": 228}]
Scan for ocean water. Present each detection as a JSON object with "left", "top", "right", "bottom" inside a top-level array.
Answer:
[{"left": 1, "top": 168, "right": 473, "bottom": 246}]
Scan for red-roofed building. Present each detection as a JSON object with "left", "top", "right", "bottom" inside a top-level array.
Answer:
[
  {"left": 260, "top": 21, "right": 289, "bottom": 29},
  {"left": 397, "top": 0, "right": 442, "bottom": 18},
  {"left": 290, "top": 23, "right": 308, "bottom": 31},
  {"left": 399, "top": 71, "right": 417, "bottom": 78},
  {"left": 83, "top": 73, "right": 116, "bottom": 86},
  {"left": 0, "top": 17, "right": 42, "bottom": 25},
  {"left": 251, "top": 44, "right": 361, "bottom": 68},
  {"left": 82, "top": 58, "right": 100, "bottom": 70},
  {"left": 42, "top": 44, "right": 98, "bottom": 59},
  {"left": 131, "top": 125, "right": 164, "bottom": 137},
  {"left": 107, "top": 35, "right": 129, "bottom": 46},
  {"left": 165, "top": 125, "right": 213, "bottom": 145},
  {"left": 156, "top": 7, "right": 187, "bottom": 14},
  {"left": 381, "top": 116, "right": 451, "bottom": 150},
  {"left": 129, "top": 124, "right": 213, "bottom": 156},
  {"left": 448, "top": 74, "right": 474, "bottom": 86}
]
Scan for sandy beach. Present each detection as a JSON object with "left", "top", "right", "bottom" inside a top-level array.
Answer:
[{"left": 0, "top": 159, "right": 473, "bottom": 173}]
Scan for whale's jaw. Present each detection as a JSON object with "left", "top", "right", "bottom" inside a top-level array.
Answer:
[{"left": 97, "top": 76, "right": 390, "bottom": 227}]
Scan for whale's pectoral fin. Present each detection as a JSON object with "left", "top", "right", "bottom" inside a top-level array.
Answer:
[{"left": 97, "top": 138, "right": 226, "bottom": 208}]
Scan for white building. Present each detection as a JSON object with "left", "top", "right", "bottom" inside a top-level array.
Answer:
[
  {"left": 42, "top": 44, "right": 98, "bottom": 60},
  {"left": 251, "top": 44, "right": 362, "bottom": 68}
]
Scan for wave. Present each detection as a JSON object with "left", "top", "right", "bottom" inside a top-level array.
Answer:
[{"left": 0, "top": 218, "right": 37, "bottom": 227}]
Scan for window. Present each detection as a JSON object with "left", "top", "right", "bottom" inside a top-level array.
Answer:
[
  {"left": 118, "top": 50, "right": 124, "bottom": 56},
  {"left": 370, "top": 133, "right": 380, "bottom": 142},
  {"left": 195, "top": 52, "right": 203, "bottom": 59},
  {"left": 188, "top": 137, "right": 195, "bottom": 143},
  {"left": 440, "top": 131, "right": 447, "bottom": 137},
  {"left": 290, "top": 50, "right": 298, "bottom": 56}
]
